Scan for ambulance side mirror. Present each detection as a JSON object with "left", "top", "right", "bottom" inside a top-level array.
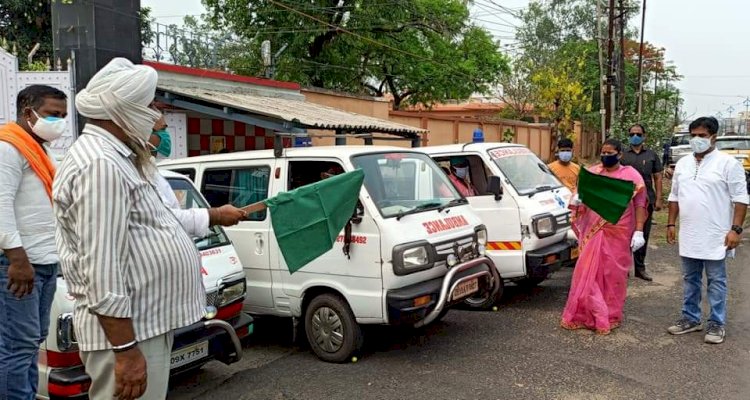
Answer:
[
  {"left": 486, "top": 176, "right": 503, "bottom": 201},
  {"left": 351, "top": 201, "right": 365, "bottom": 224}
]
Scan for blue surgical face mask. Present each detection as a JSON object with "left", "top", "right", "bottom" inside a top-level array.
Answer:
[
  {"left": 601, "top": 154, "right": 619, "bottom": 167},
  {"left": 558, "top": 151, "right": 573, "bottom": 162},
  {"left": 454, "top": 166, "right": 468, "bottom": 179},
  {"left": 629, "top": 134, "right": 644, "bottom": 146}
]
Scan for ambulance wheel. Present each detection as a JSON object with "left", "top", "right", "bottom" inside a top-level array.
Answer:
[
  {"left": 463, "top": 277, "right": 503, "bottom": 310},
  {"left": 304, "top": 293, "right": 363, "bottom": 363}
]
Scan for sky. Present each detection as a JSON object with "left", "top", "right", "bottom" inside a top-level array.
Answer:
[{"left": 143, "top": 0, "right": 750, "bottom": 120}]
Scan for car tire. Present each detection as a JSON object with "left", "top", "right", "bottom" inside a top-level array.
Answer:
[
  {"left": 463, "top": 276, "right": 504, "bottom": 310},
  {"left": 304, "top": 293, "right": 363, "bottom": 363}
]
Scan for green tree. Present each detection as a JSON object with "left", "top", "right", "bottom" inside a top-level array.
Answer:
[
  {"left": 0, "top": 0, "right": 54, "bottom": 69},
  {"left": 203, "top": 0, "right": 510, "bottom": 109},
  {"left": 508, "top": 0, "right": 682, "bottom": 145}
]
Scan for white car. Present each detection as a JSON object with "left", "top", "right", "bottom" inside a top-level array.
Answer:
[
  {"left": 159, "top": 145, "right": 501, "bottom": 363},
  {"left": 669, "top": 132, "right": 691, "bottom": 166},
  {"left": 420, "top": 143, "right": 578, "bottom": 306},
  {"left": 37, "top": 170, "right": 253, "bottom": 399}
]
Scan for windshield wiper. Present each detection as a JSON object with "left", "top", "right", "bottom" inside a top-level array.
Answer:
[
  {"left": 395, "top": 202, "right": 444, "bottom": 221},
  {"left": 438, "top": 198, "right": 468, "bottom": 212}
]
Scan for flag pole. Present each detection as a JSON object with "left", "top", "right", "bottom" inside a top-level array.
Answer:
[{"left": 241, "top": 202, "right": 268, "bottom": 214}]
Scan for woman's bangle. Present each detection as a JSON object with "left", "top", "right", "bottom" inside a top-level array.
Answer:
[
  {"left": 667, "top": 224, "right": 676, "bottom": 228},
  {"left": 112, "top": 340, "right": 138, "bottom": 353}
]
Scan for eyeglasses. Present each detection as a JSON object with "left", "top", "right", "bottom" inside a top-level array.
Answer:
[{"left": 628, "top": 132, "right": 643, "bottom": 137}]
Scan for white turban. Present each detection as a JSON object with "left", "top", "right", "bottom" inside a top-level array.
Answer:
[{"left": 76, "top": 58, "right": 161, "bottom": 145}]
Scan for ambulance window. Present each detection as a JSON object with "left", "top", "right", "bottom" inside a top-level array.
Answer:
[
  {"left": 202, "top": 166, "right": 271, "bottom": 221},
  {"left": 288, "top": 161, "right": 345, "bottom": 190},
  {"left": 171, "top": 168, "right": 196, "bottom": 182}
]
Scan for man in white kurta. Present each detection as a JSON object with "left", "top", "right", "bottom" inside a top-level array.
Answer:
[{"left": 666, "top": 116, "right": 748, "bottom": 345}]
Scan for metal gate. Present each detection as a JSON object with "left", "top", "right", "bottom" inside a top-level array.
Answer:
[{"left": 0, "top": 48, "right": 76, "bottom": 160}]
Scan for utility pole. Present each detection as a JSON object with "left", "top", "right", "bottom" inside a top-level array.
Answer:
[
  {"left": 743, "top": 97, "right": 750, "bottom": 134},
  {"left": 605, "top": 0, "right": 616, "bottom": 138},
  {"left": 636, "top": 0, "right": 647, "bottom": 118},
  {"left": 597, "top": 0, "right": 607, "bottom": 143},
  {"left": 617, "top": 0, "right": 626, "bottom": 121}
]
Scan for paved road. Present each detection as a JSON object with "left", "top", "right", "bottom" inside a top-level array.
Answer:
[{"left": 169, "top": 238, "right": 750, "bottom": 400}]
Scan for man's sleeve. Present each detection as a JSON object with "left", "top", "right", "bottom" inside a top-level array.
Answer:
[
  {"left": 71, "top": 159, "right": 133, "bottom": 318},
  {"left": 667, "top": 163, "right": 680, "bottom": 202},
  {"left": 170, "top": 208, "right": 211, "bottom": 238},
  {"left": 652, "top": 150, "right": 664, "bottom": 173},
  {"left": 726, "top": 159, "right": 749, "bottom": 204},
  {"left": 153, "top": 173, "right": 210, "bottom": 237},
  {"left": 0, "top": 143, "right": 24, "bottom": 251}
]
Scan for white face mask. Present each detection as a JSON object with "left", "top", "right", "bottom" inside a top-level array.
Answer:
[
  {"left": 454, "top": 166, "right": 468, "bottom": 179},
  {"left": 29, "top": 110, "right": 67, "bottom": 142},
  {"left": 690, "top": 136, "right": 712, "bottom": 154}
]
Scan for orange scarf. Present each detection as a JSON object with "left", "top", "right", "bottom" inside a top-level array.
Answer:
[{"left": 0, "top": 122, "right": 56, "bottom": 200}]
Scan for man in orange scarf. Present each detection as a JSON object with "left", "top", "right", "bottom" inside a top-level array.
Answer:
[{"left": 0, "top": 85, "right": 68, "bottom": 400}]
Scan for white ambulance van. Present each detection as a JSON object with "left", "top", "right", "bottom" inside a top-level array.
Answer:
[
  {"left": 159, "top": 145, "right": 501, "bottom": 363},
  {"left": 420, "top": 143, "right": 578, "bottom": 307},
  {"left": 37, "top": 170, "right": 252, "bottom": 399}
]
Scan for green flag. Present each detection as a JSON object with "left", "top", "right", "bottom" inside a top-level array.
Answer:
[
  {"left": 577, "top": 167, "right": 635, "bottom": 224},
  {"left": 264, "top": 169, "right": 365, "bottom": 273}
]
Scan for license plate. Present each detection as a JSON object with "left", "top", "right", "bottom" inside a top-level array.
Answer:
[
  {"left": 452, "top": 278, "right": 479, "bottom": 301},
  {"left": 170, "top": 341, "right": 208, "bottom": 370},
  {"left": 571, "top": 247, "right": 580, "bottom": 259}
]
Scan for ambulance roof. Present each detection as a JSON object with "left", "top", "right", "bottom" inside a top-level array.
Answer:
[
  {"left": 157, "top": 145, "right": 421, "bottom": 168},
  {"left": 419, "top": 142, "right": 525, "bottom": 155}
]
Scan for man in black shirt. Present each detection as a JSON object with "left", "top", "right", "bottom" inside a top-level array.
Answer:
[{"left": 621, "top": 123, "right": 664, "bottom": 281}]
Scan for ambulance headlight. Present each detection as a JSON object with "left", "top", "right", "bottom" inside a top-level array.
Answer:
[
  {"left": 475, "top": 226, "right": 488, "bottom": 246},
  {"left": 392, "top": 241, "right": 435, "bottom": 275},
  {"left": 403, "top": 247, "right": 429, "bottom": 267},
  {"left": 218, "top": 279, "right": 246, "bottom": 306},
  {"left": 532, "top": 214, "right": 556, "bottom": 238}
]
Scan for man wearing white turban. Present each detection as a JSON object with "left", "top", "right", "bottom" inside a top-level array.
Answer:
[{"left": 52, "top": 58, "right": 206, "bottom": 400}]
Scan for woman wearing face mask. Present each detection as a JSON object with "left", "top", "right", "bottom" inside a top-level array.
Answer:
[
  {"left": 447, "top": 156, "right": 477, "bottom": 197},
  {"left": 561, "top": 138, "right": 648, "bottom": 335}
]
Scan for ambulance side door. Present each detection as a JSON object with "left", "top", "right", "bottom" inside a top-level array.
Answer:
[{"left": 199, "top": 159, "right": 277, "bottom": 313}]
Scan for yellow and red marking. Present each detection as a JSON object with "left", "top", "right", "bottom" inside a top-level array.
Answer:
[{"left": 486, "top": 241, "right": 522, "bottom": 251}]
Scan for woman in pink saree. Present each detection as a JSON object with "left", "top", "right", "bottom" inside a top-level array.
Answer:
[{"left": 561, "top": 139, "right": 647, "bottom": 335}]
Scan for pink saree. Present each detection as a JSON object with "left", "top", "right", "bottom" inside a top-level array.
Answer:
[{"left": 561, "top": 164, "right": 647, "bottom": 335}]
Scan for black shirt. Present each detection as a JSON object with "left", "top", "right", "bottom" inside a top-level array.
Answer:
[{"left": 621, "top": 146, "right": 664, "bottom": 206}]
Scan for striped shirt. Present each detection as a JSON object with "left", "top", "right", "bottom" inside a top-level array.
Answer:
[{"left": 53, "top": 124, "right": 205, "bottom": 352}]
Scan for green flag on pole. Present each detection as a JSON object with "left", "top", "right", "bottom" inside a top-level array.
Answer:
[
  {"left": 577, "top": 167, "right": 635, "bottom": 224},
  {"left": 263, "top": 169, "right": 365, "bottom": 273}
]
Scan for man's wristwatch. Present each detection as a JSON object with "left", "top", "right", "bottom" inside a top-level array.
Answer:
[{"left": 731, "top": 225, "right": 744, "bottom": 235}]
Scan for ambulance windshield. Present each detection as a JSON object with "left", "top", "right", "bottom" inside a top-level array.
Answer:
[
  {"left": 488, "top": 147, "right": 562, "bottom": 195},
  {"left": 351, "top": 152, "right": 464, "bottom": 218},
  {"left": 165, "top": 176, "right": 232, "bottom": 250}
]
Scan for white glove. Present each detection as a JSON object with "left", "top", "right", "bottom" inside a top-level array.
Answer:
[
  {"left": 631, "top": 231, "right": 645, "bottom": 252},
  {"left": 569, "top": 194, "right": 581, "bottom": 206}
]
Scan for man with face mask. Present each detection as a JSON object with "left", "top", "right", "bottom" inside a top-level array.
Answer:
[
  {"left": 52, "top": 58, "right": 206, "bottom": 399},
  {"left": 0, "top": 85, "right": 67, "bottom": 400},
  {"left": 447, "top": 156, "right": 477, "bottom": 197},
  {"left": 147, "top": 114, "right": 247, "bottom": 237},
  {"left": 620, "top": 123, "right": 664, "bottom": 282},
  {"left": 666, "top": 116, "right": 748, "bottom": 345},
  {"left": 547, "top": 138, "right": 580, "bottom": 192}
]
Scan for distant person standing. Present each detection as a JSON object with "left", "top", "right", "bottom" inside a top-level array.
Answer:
[
  {"left": 666, "top": 116, "right": 748, "bottom": 344},
  {"left": 620, "top": 124, "right": 664, "bottom": 281},
  {"left": 547, "top": 138, "right": 580, "bottom": 192}
]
